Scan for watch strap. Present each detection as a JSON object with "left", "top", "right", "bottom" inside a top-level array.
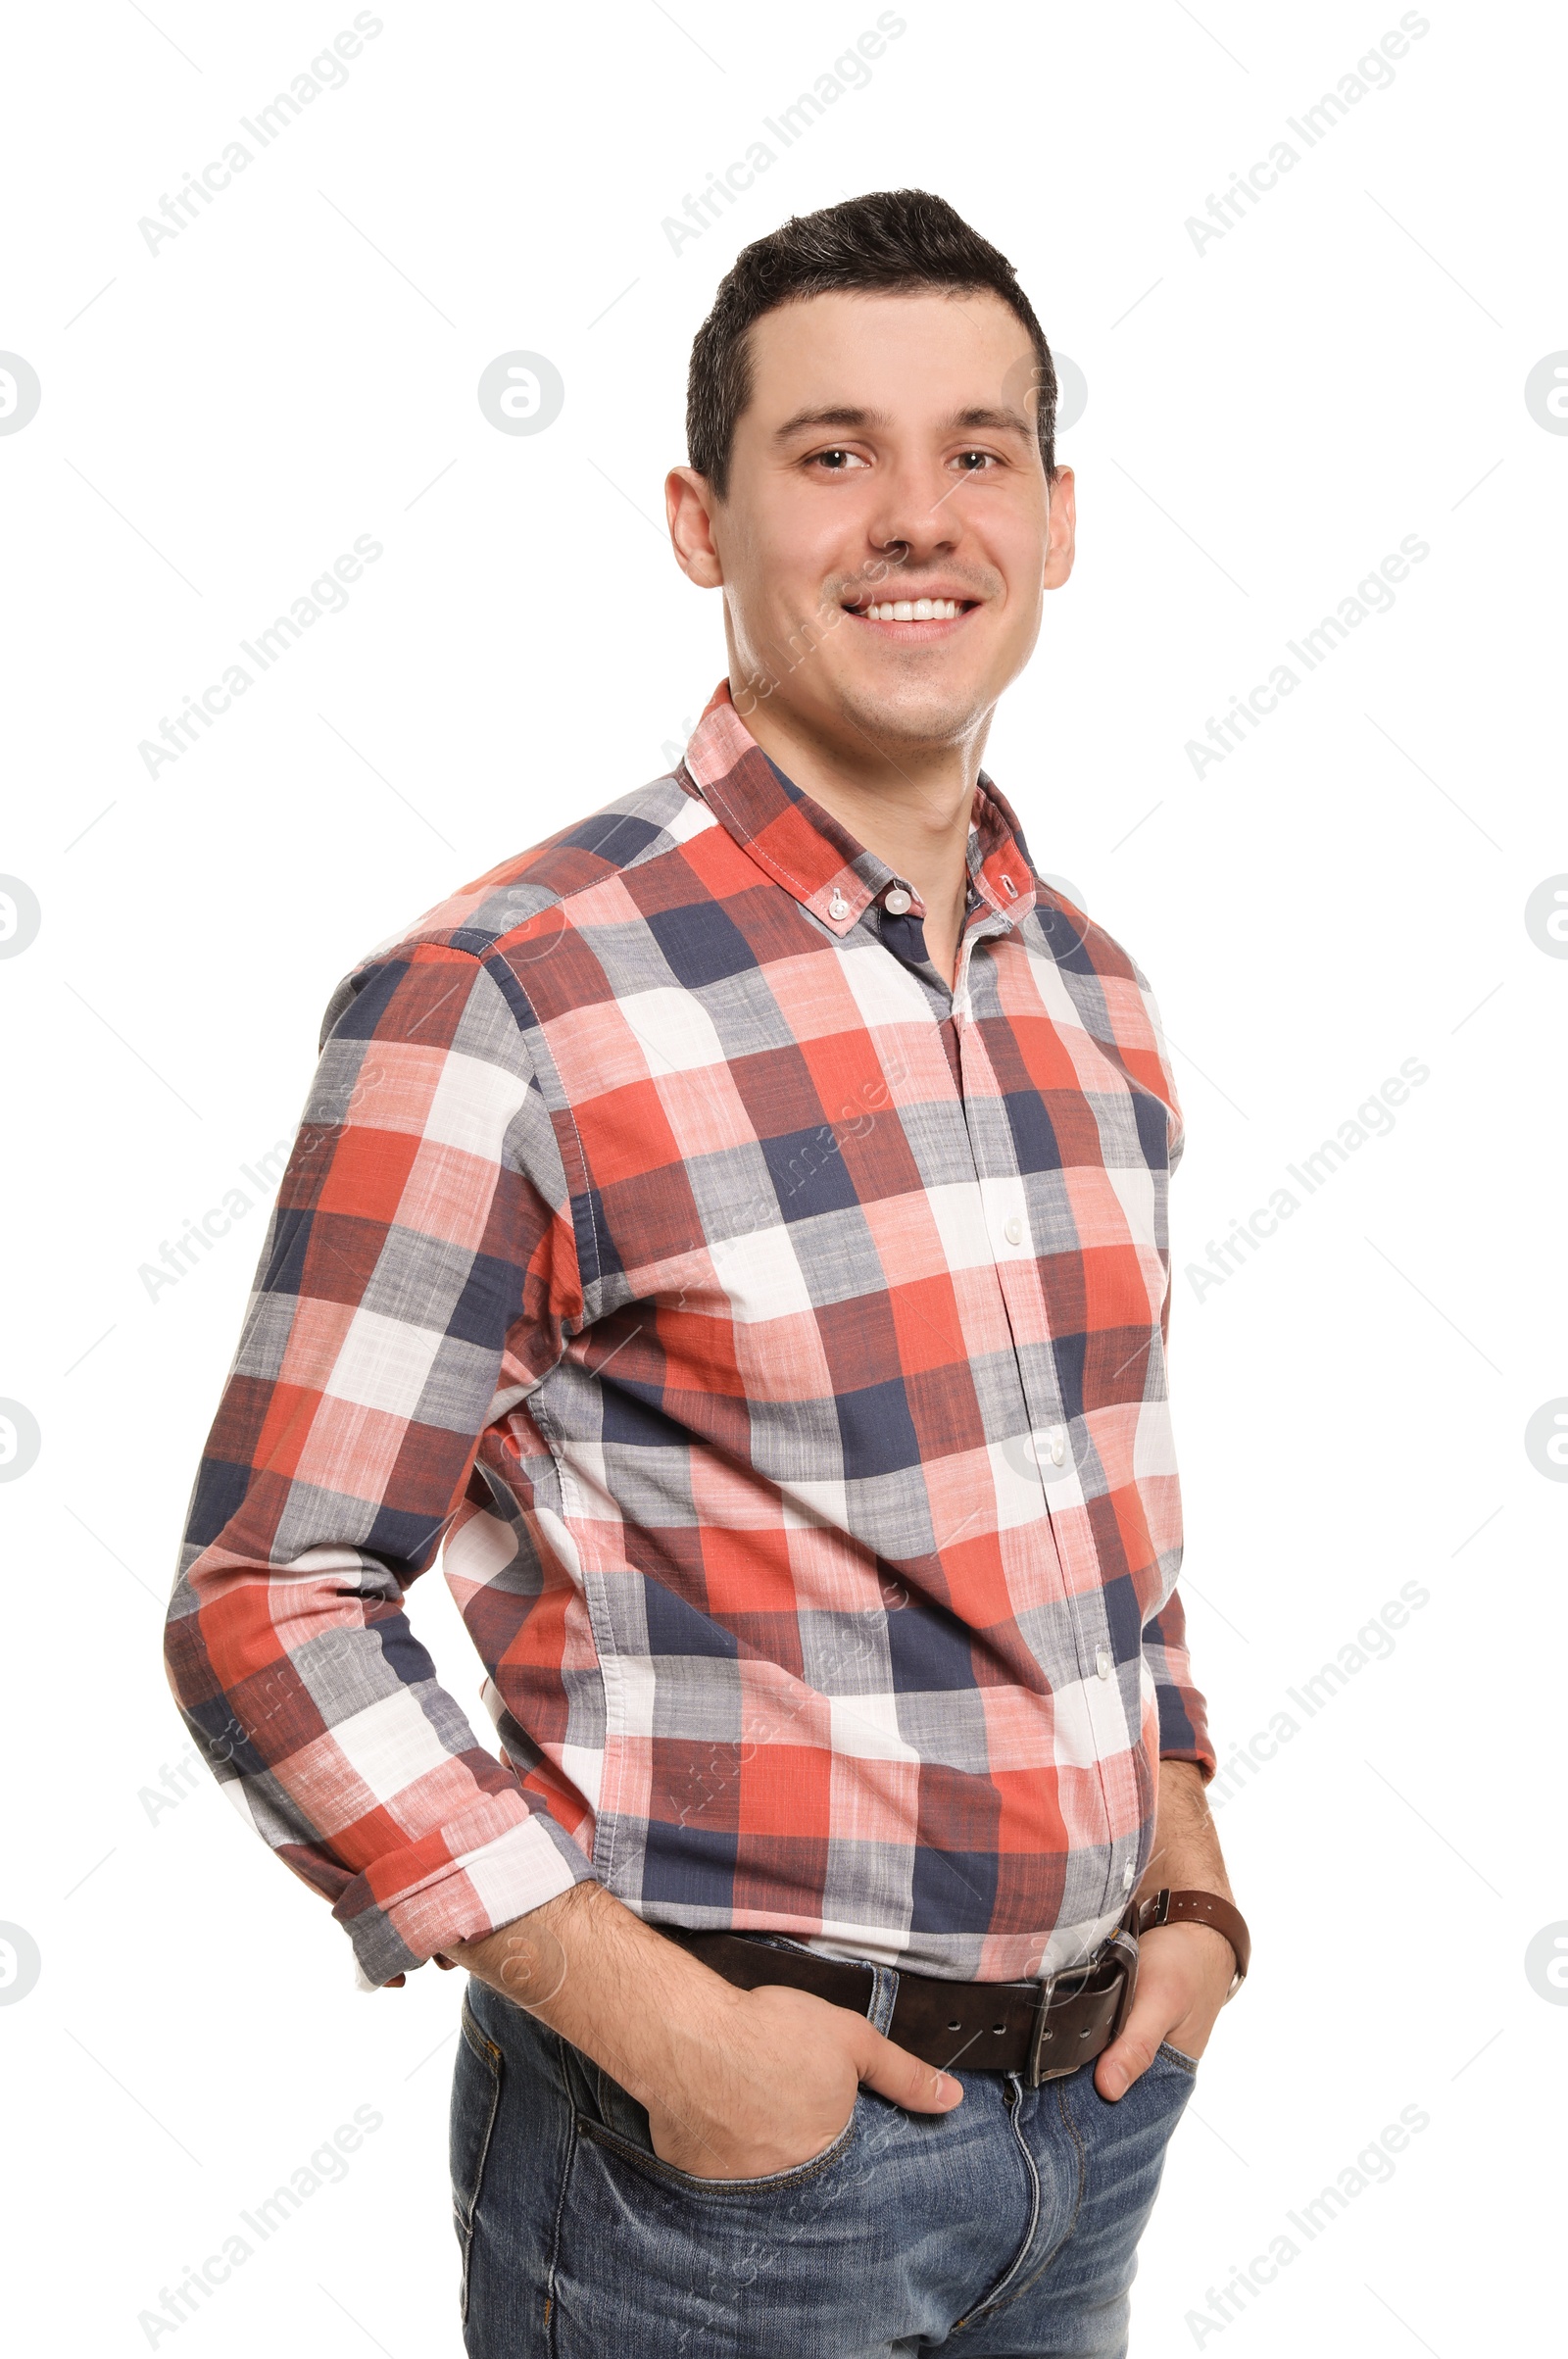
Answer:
[{"left": 1137, "top": 1888, "right": 1250, "bottom": 1988}]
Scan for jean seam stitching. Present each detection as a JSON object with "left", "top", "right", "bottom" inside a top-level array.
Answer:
[
  {"left": 459, "top": 1999, "right": 502, "bottom": 2075},
  {"left": 950, "top": 2076, "right": 1043, "bottom": 2332},
  {"left": 455, "top": 2001, "right": 504, "bottom": 2327},
  {"left": 544, "top": 2063, "right": 579, "bottom": 2359},
  {"left": 973, "top": 2075, "right": 1093, "bottom": 2325},
  {"left": 958, "top": 2067, "right": 1095, "bottom": 2329}
]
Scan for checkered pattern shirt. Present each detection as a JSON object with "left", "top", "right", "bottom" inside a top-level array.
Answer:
[{"left": 165, "top": 682, "right": 1213, "bottom": 1990}]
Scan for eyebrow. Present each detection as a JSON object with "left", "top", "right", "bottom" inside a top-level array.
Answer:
[
  {"left": 771, "top": 402, "right": 1036, "bottom": 445},
  {"left": 943, "top": 405, "right": 1036, "bottom": 441},
  {"left": 772, "top": 405, "right": 891, "bottom": 442}
]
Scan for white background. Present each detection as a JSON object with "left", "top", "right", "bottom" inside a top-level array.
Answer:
[{"left": 1, "top": 3, "right": 1563, "bottom": 2353}]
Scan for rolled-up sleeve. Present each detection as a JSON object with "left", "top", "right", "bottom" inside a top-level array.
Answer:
[
  {"left": 163, "top": 943, "right": 601, "bottom": 1986},
  {"left": 1143, "top": 1587, "right": 1216, "bottom": 1778}
]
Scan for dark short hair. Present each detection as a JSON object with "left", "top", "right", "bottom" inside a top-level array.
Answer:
[{"left": 686, "top": 188, "right": 1056, "bottom": 498}]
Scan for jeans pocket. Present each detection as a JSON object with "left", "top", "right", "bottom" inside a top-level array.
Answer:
[
  {"left": 450, "top": 1999, "right": 504, "bottom": 2323},
  {"left": 1154, "top": 2038, "right": 1200, "bottom": 2079},
  {"left": 575, "top": 2078, "right": 863, "bottom": 2198}
]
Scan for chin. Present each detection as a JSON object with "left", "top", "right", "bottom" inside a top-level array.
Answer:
[{"left": 829, "top": 667, "right": 991, "bottom": 749}]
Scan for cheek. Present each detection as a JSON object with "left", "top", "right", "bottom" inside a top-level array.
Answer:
[
  {"left": 985, "top": 573, "right": 1049, "bottom": 663},
  {"left": 724, "top": 519, "right": 837, "bottom": 640},
  {"left": 976, "top": 504, "right": 1054, "bottom": 601}
]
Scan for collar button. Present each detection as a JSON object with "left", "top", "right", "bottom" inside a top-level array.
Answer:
[
  {"left": 828, "top": 890, "right": 849, "bottom": 920},
  {"left": 883, "top": 887, "right": 912, "bottom": 915}
]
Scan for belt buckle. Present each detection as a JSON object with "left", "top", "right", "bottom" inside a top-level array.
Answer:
[{"left": 1024, "top": 1929, "right": 1140, "bottom": 2089}]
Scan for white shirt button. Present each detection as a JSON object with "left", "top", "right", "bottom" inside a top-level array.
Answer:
[
  {"left": 1004, "top": 1216, "right": 1023, "bottom": 1246},
  {"left": 1046, "top": 1425, "right": 1066, "bottom": 1465},
  {"left": 1096, "top": 1646, "right": 1112, "bottom": 1681},
  {"left": 884, "top": 887, "right": 912, "bottom": 915},
  {"left": 828, "top": 890, "right": 849, "bottom": 919}
]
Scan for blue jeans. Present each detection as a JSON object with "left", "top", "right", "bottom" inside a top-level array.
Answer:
[{"left": 451, "top": 1935, "right": 1197, "bottom": 2357}]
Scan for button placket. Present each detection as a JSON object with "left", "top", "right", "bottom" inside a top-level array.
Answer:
[
  {"left": 951, "top": 907, "right": 1013, "bottom": 1013},
  {"left": 952, "top": 943, "right": 1125, "bottom": 1917}
]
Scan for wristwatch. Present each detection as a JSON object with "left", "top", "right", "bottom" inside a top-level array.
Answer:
[{"left": 1135, "top": 1888, "right": 1251, "bottom": 1999}]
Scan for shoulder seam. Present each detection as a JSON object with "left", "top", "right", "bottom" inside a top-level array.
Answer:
[{"left": 367, "top": 791, "right": 701, "bottom": 967}]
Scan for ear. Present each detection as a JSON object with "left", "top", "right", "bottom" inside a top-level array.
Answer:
[
  {"left": 666, "top": 467, "right": 725, "bottom": 588},
  {"left": 1043, "top": 465, "right": 1076, "bottom": 591}
]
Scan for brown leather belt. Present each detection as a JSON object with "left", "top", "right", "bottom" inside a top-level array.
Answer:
[{"left": 659, "top": 1915, "right": 1142, "bottom": 2089}]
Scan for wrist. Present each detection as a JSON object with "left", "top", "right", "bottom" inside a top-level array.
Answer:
[
  {"left": 606, "top": 1955, "right": 751, "bottom": 2117},
  {"left": 1135, "top": 1887, "right": 1250, "bottom": 1994}
]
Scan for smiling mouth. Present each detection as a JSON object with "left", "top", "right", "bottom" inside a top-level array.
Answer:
[{"left": 843, "top": 596, "right": 980, "bottom": 625}]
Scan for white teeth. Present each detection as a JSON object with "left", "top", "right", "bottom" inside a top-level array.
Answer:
[{"left": 861, "top": 599, "right": 963, "bottom": 621}]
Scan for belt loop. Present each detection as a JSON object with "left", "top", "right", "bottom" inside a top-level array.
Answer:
[
  {"left": 1107, "top": 1928, "right": 1140, "bottom": 2042},
  {"left": 865, "top": 1961, "right": 900, "bottom": 2039}
]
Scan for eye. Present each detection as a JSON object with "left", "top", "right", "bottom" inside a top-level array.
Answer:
[
  {"left": 809, "top": 447, "right": 869, "bottom": 471},
  {"left": 953, "top": 449, "right": 1000, "bottom": 472}
]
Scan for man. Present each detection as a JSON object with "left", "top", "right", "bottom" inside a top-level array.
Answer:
[{"left": 165, "top": 189, "right": 1248, "bottom": 2356}]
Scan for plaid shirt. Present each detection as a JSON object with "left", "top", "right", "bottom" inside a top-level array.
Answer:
[{"left": 165, "top": 682, "right": 1213, "bottom": 1990}]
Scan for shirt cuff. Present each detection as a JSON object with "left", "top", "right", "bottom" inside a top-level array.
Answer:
[{"left": 333, "top": 1794, "right": 600, "bottom": 1989}]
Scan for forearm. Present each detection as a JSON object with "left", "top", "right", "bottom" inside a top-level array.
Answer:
[
  {"left": 1138, "top": 1755, "right": 1233, "bottom": 1905},
  {"left": 444, "top": 1881, "right": 746, "bottom": 2110}
]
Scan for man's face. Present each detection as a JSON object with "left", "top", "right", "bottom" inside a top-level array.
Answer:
[{"left": 669, "top": 288, "right": 1074, "bottom": 756}]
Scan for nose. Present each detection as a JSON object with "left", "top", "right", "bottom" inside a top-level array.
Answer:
[{"left": 866, "top": 454, "right": 963, "bottom": 572}]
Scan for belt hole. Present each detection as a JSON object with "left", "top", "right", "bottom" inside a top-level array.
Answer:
[
  {"left": 948, "top": 2019, "right": 961, "bottom": 2032},
  {"left": 993, "top": 2023, "right": 1005, "bottom": 2035}
]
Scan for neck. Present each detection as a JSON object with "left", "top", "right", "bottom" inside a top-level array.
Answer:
[{"left": 737, "top": 690, "right": 984, "bottom": 933}]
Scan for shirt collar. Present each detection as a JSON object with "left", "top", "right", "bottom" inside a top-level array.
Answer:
[{"left": 680, "top": 680, "right": 1038, "bottom": 936}]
